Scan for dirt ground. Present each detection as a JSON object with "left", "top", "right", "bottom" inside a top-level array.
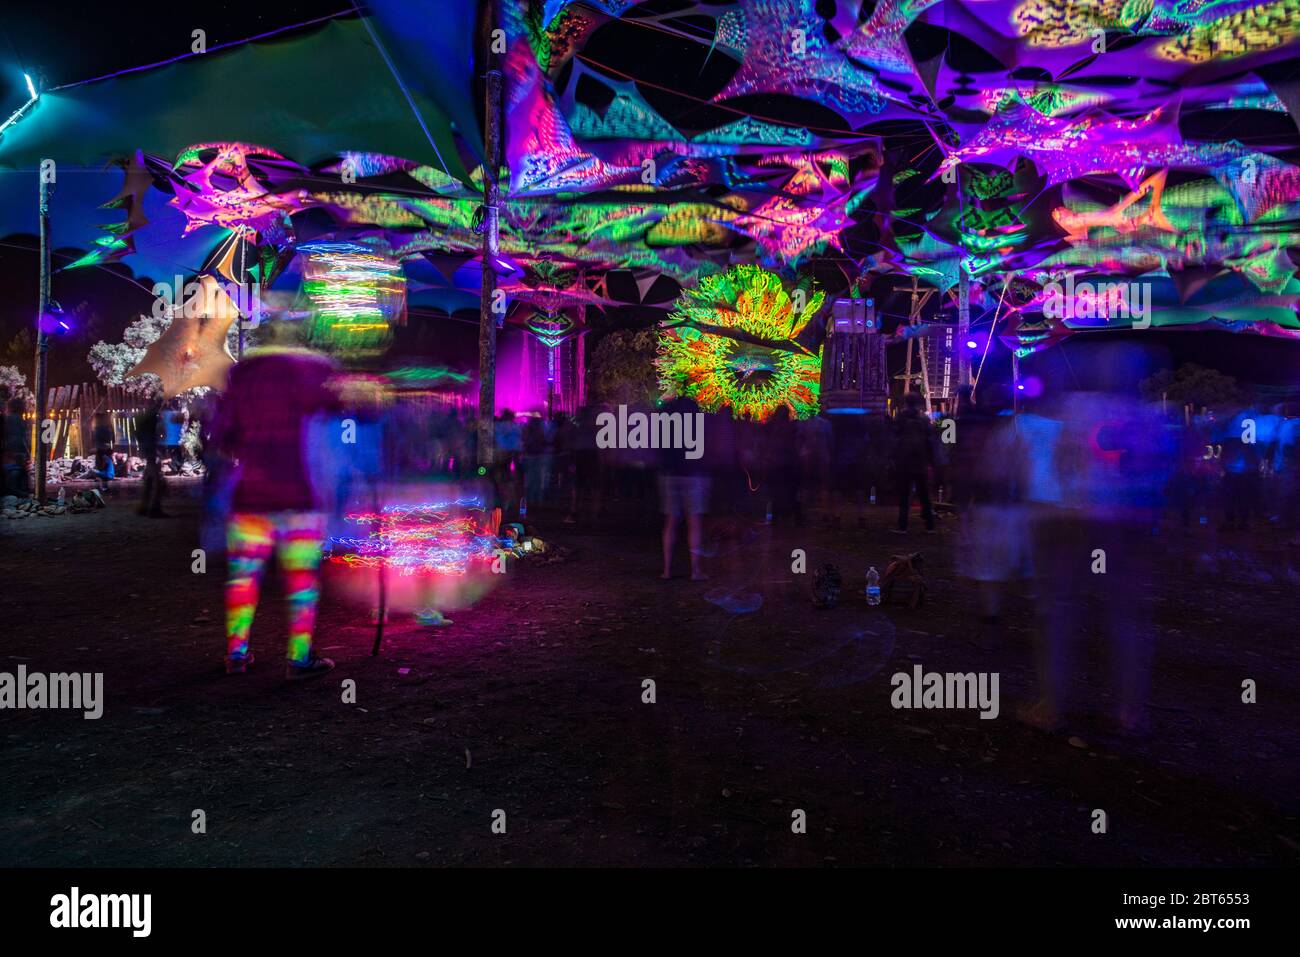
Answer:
[{"left": 1, "top": 477, "right": 1296, "bottom": 867}]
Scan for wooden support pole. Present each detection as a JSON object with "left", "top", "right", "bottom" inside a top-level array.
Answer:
[
  {"left": 33, "top": 169, "right": 50, "bottom": 502},
  {"left": 476, "top": 11, "right": 504, "bottom": 469}
]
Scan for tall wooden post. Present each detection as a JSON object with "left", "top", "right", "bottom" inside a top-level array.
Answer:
[
  {"left": 33, "top": 169, "right": 51, "bottom": 503},
  {"left": 476, "top": 19, "right": 504, "bottom": 469},
  {"left": 902, "top": 276, "right": 934, "bottom": 401}
]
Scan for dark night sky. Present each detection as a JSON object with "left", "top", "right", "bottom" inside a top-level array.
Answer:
[{"left": 0, "top": 2, "right": 348, "bottom": 103}]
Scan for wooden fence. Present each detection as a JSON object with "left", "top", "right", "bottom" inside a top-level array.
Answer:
[{"left": 39, "top": 382, "right": 153, "bottom": 459}]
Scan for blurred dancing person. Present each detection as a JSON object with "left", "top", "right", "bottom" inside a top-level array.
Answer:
[
  {"left": 135, "top": 393, "right": 167, "bottom": 517},
  {"left": 521, "top": 414, "right": 548, "bottom": 512},
  {"left": 892, "top": 392, "right": 936, "bottom": 534},
  {"left": 1218, "top": 406, "right": 1262, "bottom": 532},
  {"left": 1019, "top": 346, "right": 1168, "bottom": 735},
  {"left": 1, "top": 392, "right": 29, "bottom": 497},
  {"left": 87, "top": 412, "right": 116, "bottom": 493},
  {"left": 212, "top": 322, "right": 340, "bottom": 680},
  {"left": 952, "top": 384, "right": 1027, "bottom": 642},
  {"left": 658, "top": 396, "right": 709, "bottom": 580},
  {"left": 829, "top": 412, "right": 868, "bottom": 527},
  {"left": 763, "top": 406, "right": 803, "bottom": 525},
  {"left": 1276, "top": 413, "right": 1300, "bottom": 546}
]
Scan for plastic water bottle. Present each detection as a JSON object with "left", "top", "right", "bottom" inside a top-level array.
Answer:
[
  {"left": 869, "top": 486, "right": 877, "bottom": 506},
  {"left": 866, "top": 566, "right": 881, "bottom": 605},
  {"left": 57, "top": 487, "right": 65, "bottom": 506}
]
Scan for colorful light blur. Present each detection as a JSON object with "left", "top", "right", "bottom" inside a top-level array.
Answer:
[
  {"left": 300, "top": 242, "right": 406, "bottom": 356},
  {"left": 325, "top": 497, "right": 500, "bottom": 577}
]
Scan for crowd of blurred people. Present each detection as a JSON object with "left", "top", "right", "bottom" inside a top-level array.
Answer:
[
  {"left": 7, "top": 326, "right": 1299, "bottom": 717},
  {"left": 444, "top": 344, "right": 1292, "bottom": 735},
  {"left": 463, "top": 390, "right": 1300, "bottom": 554}
]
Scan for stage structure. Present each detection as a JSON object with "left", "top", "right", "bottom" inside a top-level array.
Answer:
[
  {"left": 925, "top": 323, "right": 958, "bottom": 405},
  {"left": 521, "top": 328, "right": 584, "bottom": 417},
  {"left": 820, "top": 298, "right": 886, "bottom": 415},
  {"left": 899, "top": 277, "right": 938, "bottom": 412}
]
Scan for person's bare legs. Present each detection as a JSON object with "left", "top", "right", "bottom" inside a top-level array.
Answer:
[
  {"left": 686, "top": 512, "right": 707, "bottom": 580},
  {"left": 662, "top": 515, "right": 679, "bottom": 579}
]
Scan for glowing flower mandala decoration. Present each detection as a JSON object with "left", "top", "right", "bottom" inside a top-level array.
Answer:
[{"left": 656, "top": 265, "right": 823, "bottom": 421}]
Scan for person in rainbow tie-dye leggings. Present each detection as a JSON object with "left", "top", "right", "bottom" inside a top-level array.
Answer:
[
  {"left": 211, "top": 326, "right": 341, "bottom": 680},
  {"left": 225, "top": 512, "right": 327, "bottom": 672}
]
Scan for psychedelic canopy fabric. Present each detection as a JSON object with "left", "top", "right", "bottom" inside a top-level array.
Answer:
[{"left": 1, "top": 1, "right": 1298, "bottom": 353}]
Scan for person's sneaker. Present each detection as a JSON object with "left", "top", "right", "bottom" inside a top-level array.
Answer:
[
  {"left": 415, "top": 608, "right": 454, "bottom": 627},
  {"left": 889, "top": 527, "right": 907, "bottom": 535},
  {"left": 225, "top": 653, "right": 255, "bottom": 675},
  {"left": 286, "top": 655, "right": 336, "bottom": 681}
]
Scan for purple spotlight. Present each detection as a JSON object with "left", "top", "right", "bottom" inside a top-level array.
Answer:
[
  {"left": 965, "top": 339, "right": 978, "bottom": 349},
  {"left": 39, "top": 307, "right": 72, "bottom": 335}
]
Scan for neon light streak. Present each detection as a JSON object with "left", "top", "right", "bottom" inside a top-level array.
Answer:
[
  {"left": 324, "top": 499, "right": 499, "bottom": 577},
  {"left": 300, "top": 242, "right": 405, "bottom": 355}
]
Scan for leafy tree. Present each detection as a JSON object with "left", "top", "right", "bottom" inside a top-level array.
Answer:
[
  {"left": 587, "top": 328, "right": 660, "bottom": 407},
  {"left": 88, "top": 314, "right": 170, "bottom": 389},
  {"left": 1140, "top": 363, "right": 1245, "bottom": 412},
  {"left": 0, "top": 329, "right": 33, "bottom": 369},
  {"left": 0, "top": 364, "right": 34, "bottom": 409}
]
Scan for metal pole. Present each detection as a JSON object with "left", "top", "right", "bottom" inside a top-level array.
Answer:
[
  {"left": 957, "top": 267, "right": 970, "bottom": 390},
  {"left": 371, "top": 479, "right": 386, "bottom": 657},
  {"left": 1012, "top": 353, "right": 1020, "bottom": 415},
  {"left": 903, "top": 278, "right": 918, "bottom": 395},
  {"left": 237, "top": 227, "right": 247, "bottom": 360},
  {"left": 476, "top": 22, "right": 503, "bottom": 469},
  {"left": 34, "top": 170, "right": 50, "bottom": 503},
  {"left": 955, "top": 153, "right": 971, "bottom": 396},
  {"left": 918, "top": 335, "right": 932, "bottom": 415}
]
